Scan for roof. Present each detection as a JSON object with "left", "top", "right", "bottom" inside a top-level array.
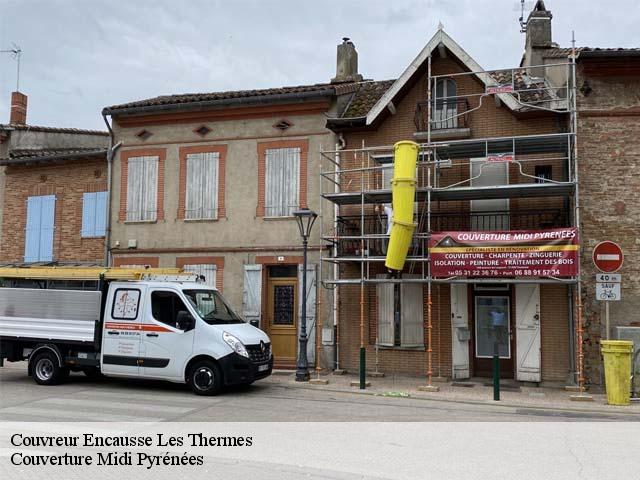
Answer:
[
  {"left": 340, "top": 80, "right": 396, "bottom": 118},
  {"left": 543, "top": 47, "right": 640, "bottom": 59},
  {"left": 103, "top": 82, "right": 340, "bottom": 115},
  {"left": 0, "top": 123, "right": 108, "bottom": 136},
  {"left": 0, "top": 147, "right": 107, "bottom": 166},
  {"left": 364, "top": 29, "right": 522, "bottom": 127}
]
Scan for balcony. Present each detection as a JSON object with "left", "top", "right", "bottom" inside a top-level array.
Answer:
[
  {"left": 414, "top": 98, "right": 471, "bottom": 140},
  {"left": 333, "top": 209, "right": 568, "bottom": 257}
]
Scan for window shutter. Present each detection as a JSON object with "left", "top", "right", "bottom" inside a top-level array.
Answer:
[
  {"left": 182, "top": 264, "right": 217, "bottom": 288},
  {"left": 127, "top": 156, "right": 158, "bottom": 222},
  {"left": 400, "top": 282, "right": 424, "bottom": 347},
  {"left": 377, "top": 282, "right": 394, "bottom": 346},
  {"left": 24, "top": 196, "right": 43, "bottom": 262},
  {"left": 95, "top": 191, "right": 108, "bottom": 236},
  {"left": 265, "top": 147, "right": 300, "bottom": 216},
  {"left": 242, "top": 264, "right": 262, "bottom": 326},
  {"left": 145, "top": 156, "right": 158, "bottom": 221},
  {"left": 298, "top": 263, "right": 316, "bottom": 364},
  {"left": 186, "top": 152, "right": 218, "bottom": 220}
]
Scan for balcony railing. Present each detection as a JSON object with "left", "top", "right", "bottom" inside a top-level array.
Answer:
[
  {"left": 414, "top": 98, "right": 470, "bottom": 132},
  {"left": 334, "top": 209, "right": 568, "bottom": 257}
]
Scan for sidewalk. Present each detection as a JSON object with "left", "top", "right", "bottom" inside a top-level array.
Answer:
[{"left": 265, "top": 370, "right": 640, "bottom": 415}]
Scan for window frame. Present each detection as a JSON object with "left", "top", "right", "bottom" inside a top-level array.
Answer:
[
  {"left": 264, "top": 146, "right": 301, "bottom": 217},
  {"left": 119, "top": 148, "right": 165, "bottom": 223},
  {"left": 185, "top": 151, "right": 220, "bottom": 220}
]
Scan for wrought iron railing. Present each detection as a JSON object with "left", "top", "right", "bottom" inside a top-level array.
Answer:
[
  {"left": 414, "top": 98, "right": 470, "bottom": 132},
  {"left": 334, "top": 209, "right": 568, "bottom": 257}
]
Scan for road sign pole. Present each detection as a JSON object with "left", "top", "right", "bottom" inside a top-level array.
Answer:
[{"left": 605, "top": 301, "right": 610, "bottom": 340}]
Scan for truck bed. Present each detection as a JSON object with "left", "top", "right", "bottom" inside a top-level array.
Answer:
[{"left": 0, "top": 288, "right": 100, "bottom": 343}]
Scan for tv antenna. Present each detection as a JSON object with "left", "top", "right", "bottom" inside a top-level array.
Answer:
[
  {"left": 1, "top": 43, "right": 23, "bottom": 91},
  {"left": 518, "top": 0, "right": 528, "bottom": 33}
]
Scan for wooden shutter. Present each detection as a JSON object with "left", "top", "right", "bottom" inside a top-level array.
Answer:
[
  {"left": 127, "top": 156, "right": 157, "bottom": 222},
  {"left": 515, "top": 284, "right": 541, "bottom": 382},
  {"left": 401, "top": 282, "right": 424, "bottom": 347},
  {"left": 451, "top": 283, "right": 470, "bottom": 379},
  {"left": 377, "top": 281, "right": 394, "bottom": 346},
  {"left": 81, "top": 192, "right": 96, "bottom": 237},
  {"left": 24, "top": 196, "right": 42, "bottom": 262},
  {"left": 182, "top": 264, "right": 217, "bottom": 288},
  {"left": 186, "top": 152, "right": 219, "bottom": 220},
  {"left": 144, "top": 156, "right": 158, "bottom": 221},
  {"left": 298, "top": 263, "right": 316, "bottom": 364},
  {"left": 242, "top": 264, "right": 262, "bottom": 326},
  {"left": 95, "top": 191, "right": 108, "bottom": 236},
  {"left": 265, "top": 147, "right": 299, "bottom": 216}
]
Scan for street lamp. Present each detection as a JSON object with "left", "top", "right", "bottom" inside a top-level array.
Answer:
[{"left": 293, "top": 208, "right": 318, "bottom": 382}]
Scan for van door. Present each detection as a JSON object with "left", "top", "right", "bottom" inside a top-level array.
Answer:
[
  {"left": 101, "top": 286, "right": 145, "bottom": 376},
  {"left": 140, "top": 289, "right": 195, "bottom": 380}
]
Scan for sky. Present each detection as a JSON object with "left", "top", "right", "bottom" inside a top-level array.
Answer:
[{"left": 0, "top": 0, "right": 638, "bottom": 130}]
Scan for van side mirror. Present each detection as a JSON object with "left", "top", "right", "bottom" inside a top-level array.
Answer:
[
  {"left": 249, "top": 319, "right": 260, "bottom": 329},
  {"left": 176, "top": 311, "right": 195, "bottom": 331}
]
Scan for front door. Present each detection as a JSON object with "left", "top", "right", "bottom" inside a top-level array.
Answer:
[
  {"left": 472, "top": 291, "right": 514, "bottom": 378},
  {"left": 266, "top": 278, "right": 298, "bottom": 367}
]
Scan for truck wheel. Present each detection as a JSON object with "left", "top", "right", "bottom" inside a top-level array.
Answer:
[
  {"left": 188, "top": 360, "right": 222, "bottom": 396},
  {"left": 31, "top": 351, "right": 67, "bottom": 386}
]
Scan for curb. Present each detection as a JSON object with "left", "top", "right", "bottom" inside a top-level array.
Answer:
[{"left": 267, "top": 380, "right": 640, "bottom": 417}]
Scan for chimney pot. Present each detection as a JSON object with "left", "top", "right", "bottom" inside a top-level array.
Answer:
[{"left": 10, "top": 91, "right": 28, "bottom": 125}]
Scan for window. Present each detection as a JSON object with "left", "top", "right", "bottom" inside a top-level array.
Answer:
[
  {"left": 126, "top": 155, "right": 158, "bottom": 222},
  {"left": 151, "top": 291, "right": 190, "bottom": 328},
  {"left": 377, "top": 280, "right": 424, "bottom": 347},
  {"left": 535, "top": 165, "right": 553, "bottom": 183},
  {"left": 24, "top": 194, "right": 56, "bottom": 262},
  {"left": 81, "top": 191, "right": 108, "bottom": 237},
  {"left": 185, "top": 151, "right": 219, "bottom": 220},
  {"left": 264, "top": 147, "right": 300, "bottom": 217},
  {"left": 184, "top": 289, "right": 243, "bottom": 325},
  {"left": 182, "top": 264, "right": 217, "bottom": 288},
  {"left": 433, "top": 78, "right": 458, "bottom": 129},
  {"left": 112, "top": 288, "right": 141, "bottom": 320}
]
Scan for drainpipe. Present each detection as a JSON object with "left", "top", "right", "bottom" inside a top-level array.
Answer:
[
  {"left": 102, "top": 112, "right": 122, "bottom": 267},
  {"left": 334, "top": 133, "right": 345, "bottom": 371}
]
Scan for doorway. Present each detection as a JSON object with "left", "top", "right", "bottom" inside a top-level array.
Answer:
[
  {"left": 266, "top": 267, "right": 298, "bottom": 368},
  {"left": 471, "top": 287, "right": 515, "bottom": 378}
]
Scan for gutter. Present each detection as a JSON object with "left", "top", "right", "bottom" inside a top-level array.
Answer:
[
  {"left": 102, "top": 113, "right": 122, "bottom": 267},
  {"left": 326, "top": 116, "right": 367, "bottom": 130},
  {"left": 102, "top": 89, "right": 335, "bottom": 117}
]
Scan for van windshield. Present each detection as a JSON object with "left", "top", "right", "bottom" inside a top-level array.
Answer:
[{"left": 183, "top": 290, "right": 244, "bottom": 325}]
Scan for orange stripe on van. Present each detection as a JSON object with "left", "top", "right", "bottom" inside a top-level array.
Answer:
[{"left": 105, "top": 322, "right": 172, "bottom": 332}]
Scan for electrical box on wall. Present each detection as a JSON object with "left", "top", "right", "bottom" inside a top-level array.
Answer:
[
  {"left": 128, "top": 239, "right": 138, "bottom": 249},
  {"left": 322, "top": 327, "right": 334, "bottom": 345}
]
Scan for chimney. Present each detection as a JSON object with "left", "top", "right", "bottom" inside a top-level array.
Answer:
[
  {"left": 523, "top": 0, "right": 554, "bottom": 75},
  {"left": 10, "top": 91, "right": 27, "bottom": 125},
  {"left": 331, "top": 38, "right": 363, "bottom": 84}
]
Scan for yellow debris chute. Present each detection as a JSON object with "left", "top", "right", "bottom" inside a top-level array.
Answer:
[{"left": 385, "top": 140, "right": 419, "bottom": 272}]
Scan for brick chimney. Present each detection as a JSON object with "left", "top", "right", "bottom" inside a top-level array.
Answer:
[
  {"left": 10, "top": 91, "right": 27, "bottom": 125},
  {"left": 331, "top": 38, "right": 363, "bottom": 84},
  {"left": 523, "top": 0, "right": 554, "bottom": 76}
]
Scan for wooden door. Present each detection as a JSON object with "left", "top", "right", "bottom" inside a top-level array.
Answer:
[{"left": 266, "top": 277, "right": 298, "bottom": 366}]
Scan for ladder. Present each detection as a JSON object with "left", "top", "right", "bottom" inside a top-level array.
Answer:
[{"left": 0, "top": 266, "right": 198, "bottom": 282}]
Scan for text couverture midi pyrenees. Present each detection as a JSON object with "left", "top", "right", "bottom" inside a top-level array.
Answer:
[{"left": 10, "top": 433, "right": 253, "bottom": 468}]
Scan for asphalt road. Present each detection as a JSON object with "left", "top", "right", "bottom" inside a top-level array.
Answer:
[{"left": 1, "top": 363, "right": 639, "bottom": 422}]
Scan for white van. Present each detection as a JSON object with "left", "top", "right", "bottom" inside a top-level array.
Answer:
[{"left": 0, "top": 279, "right": 273, "bottom": 395}]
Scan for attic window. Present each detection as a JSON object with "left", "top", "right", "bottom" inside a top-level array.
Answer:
[
  {"left": 135, "top": 129, "right": 153, "bottom": 141},
  {"left": 273, "top": 119, "right": 293, "bottom": 131},
  {"left": 194, "top": 125, "right": 212, "bottom": 137}
]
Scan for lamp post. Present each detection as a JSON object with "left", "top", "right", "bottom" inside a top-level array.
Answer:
[{"left": 293, "top": 208, "right": 317, "bottom": 382}]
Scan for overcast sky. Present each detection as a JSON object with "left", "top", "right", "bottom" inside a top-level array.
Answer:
[{"left": 0, "top": 0, "right": 638, "bottom": 130}]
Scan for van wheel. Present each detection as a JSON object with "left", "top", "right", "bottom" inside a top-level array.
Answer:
[
  {"left": 31, "top": 351, "right": 67, "bottom": 386},
  {"left": 188, "top": 361, "right": 222, "bottom": 396}
]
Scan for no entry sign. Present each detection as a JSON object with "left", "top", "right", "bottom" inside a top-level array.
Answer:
[{"left": 592, "top": 241, "right": 624, "bottom": 273}]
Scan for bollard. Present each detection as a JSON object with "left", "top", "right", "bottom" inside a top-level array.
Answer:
[
  {"left": 360, "top": 347, "right": 366, "bottom": 389},
  {"left": 493, "top": 341, "right": 500, "bottom": 401}
]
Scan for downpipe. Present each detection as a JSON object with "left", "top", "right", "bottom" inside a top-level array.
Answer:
[{"left": 102, "top": 113, "right": 122, "bottom": 267}]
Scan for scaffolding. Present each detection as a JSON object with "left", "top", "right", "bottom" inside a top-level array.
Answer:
[{"left": 319, "top": 58, "right": 587, "bottom": 394}]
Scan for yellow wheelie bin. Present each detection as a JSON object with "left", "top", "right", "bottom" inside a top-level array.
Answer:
[{"left": 601, "top": 340, "right": 634, "bottom": 406}]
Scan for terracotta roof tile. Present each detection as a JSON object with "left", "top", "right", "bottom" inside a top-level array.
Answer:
[
  {"left": 340, "top": 80, "right": 396, "bottom": 118},
  {"left": 0, "top": 124, "right": 108, "bottom": 136}
]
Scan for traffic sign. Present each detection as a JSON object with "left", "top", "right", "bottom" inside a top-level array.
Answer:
[
  {"left": 592, "top": 241, "right": 623, "bottom": 273},
  {"left": 596, "top": 282, "right": 621, "bottom": 301},
  {"left": 596, "top": 273, "right": 621, "bottom": 283}
]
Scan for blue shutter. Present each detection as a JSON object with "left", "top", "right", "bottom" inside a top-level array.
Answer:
[
  {"left": 39, "top": 195, "right": 56, "bottom": 261},
  {"left": 24, "top": 196, "right": 43, "bottom": 262},
  {"left": 81, "top": 192, "right": 97, "bottom": 237},
  {"left": 95, "top": 191, "right": 108, "bottom": 236}
]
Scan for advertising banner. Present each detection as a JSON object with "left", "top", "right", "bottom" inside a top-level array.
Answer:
[{"left": 430, "top": 228, "right": 578, "bottom": 278}]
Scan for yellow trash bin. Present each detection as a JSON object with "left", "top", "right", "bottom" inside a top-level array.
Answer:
[{"left": 601, "top": 340, "right": 634, "bottom": 406}]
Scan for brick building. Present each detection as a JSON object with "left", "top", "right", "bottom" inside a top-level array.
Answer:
[
  {"left": 101, "top": 42, "right": 365, "bottom": 368},
  {"left": 0, "top": 92, "right": 109, "bottom": 266},
  {"left": 322, "top": 1, "right": 640, "bottom": 388}
]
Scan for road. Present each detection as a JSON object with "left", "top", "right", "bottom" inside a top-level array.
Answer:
[{"left": 1, "top": 363, "right": 638, "bottom": 421}]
